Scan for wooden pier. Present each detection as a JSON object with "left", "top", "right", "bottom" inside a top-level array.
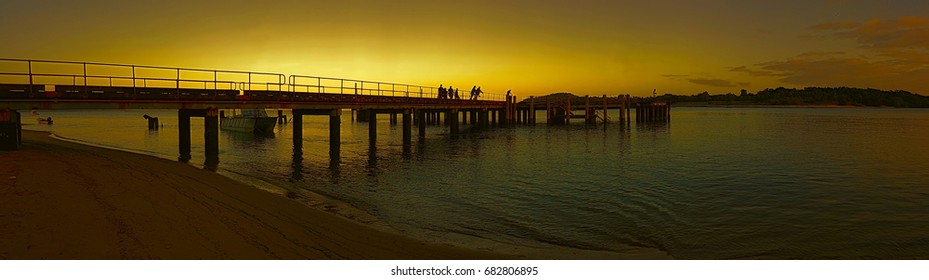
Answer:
[{"left": 1, "top": 58, "right": 674, "bottom": 168}]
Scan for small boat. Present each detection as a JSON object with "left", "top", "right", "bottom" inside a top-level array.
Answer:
[
  {"left": 220, "top": 109, "right": 277, "bottom": 134},
  {"left": 37, "top": 117, "right": 53, "bottom": 125}
]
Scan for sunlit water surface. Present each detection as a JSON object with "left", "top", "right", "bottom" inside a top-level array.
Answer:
[{"left": 26, "top": 107, "right": 929, "bottom": 259}]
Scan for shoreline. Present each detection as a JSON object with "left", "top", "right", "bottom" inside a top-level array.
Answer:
[
  {"left": 671, "top": 103, "right": 893, "bottom": 108},
  {"left": 1, "top": 130, "right": 505, "bottom": 259},
  {"left": 2, "top": 130, "right": 672, "bottom": 259}
]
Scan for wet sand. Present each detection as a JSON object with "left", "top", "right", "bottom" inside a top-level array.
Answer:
[{"left": 0, "top": 131, "right": 505, "bottom": 259}]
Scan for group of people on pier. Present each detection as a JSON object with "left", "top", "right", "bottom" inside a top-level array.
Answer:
[
  {"left": 437, "top": 84, "right": 459, "bottom": 99},
  {"left": 437, "top": 85, "right": 484, "bottom": 100}
]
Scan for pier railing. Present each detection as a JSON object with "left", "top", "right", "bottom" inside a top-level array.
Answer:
[
  {"left": 0, "top": 58, "right": 286, "bottom": 92},
  {"left": 286, "top": 75, "right": 501, "bottom": 101},
  {"left": 0, "top": 58, "right": 503, "bottom": 101}
]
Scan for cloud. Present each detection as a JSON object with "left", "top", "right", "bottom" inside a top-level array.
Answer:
[
  {"left": 748, "top": 52, "right": 929, "bottom": 93},
  {"left": 814, "top": 16, "right": 929, "bottom": 68},
  {"left": 763, "top": 16, "right": 929, "bottom": 93},
  {"left": 810, "top": 20, "right": 859, "bottom": 30},
  {"left": 826, "top": 0, "right": 852, "bottom": 7},
  {"left": 846, "top": 17, "right": 929, "bottom": 50},
  {"left": 665, "top": 74, "right": 747, "bottom": 89},
  {"left": 730, "top": 66, "right": 780, "bottom": 76},
  {"left": 687, "top": 78, "right": 738, "bottom": 88}
]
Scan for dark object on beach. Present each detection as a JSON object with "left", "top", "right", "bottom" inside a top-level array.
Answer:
[
  {"left": 38, "top": 117, "right": 53, "bottom": 125},
  {"left": 144, "top": 114, "right": 159, "bottom": 130}
]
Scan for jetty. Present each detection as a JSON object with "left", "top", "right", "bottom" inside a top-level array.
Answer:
[{"left": 1, "top": 58, "right": 671, "bottom": 166}]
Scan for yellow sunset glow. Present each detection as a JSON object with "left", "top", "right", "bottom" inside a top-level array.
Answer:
[{"left": 2, "top": 1, "right": 928, "bottom": 96}]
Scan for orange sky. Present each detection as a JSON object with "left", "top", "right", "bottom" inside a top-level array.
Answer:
[{"left": 2, "top": 0, "right": 928, "bottom": 96}]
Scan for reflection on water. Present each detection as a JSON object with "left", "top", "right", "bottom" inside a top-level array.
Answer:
[{"left": 26, "top": 108, "right": 929, "bottom": 259}]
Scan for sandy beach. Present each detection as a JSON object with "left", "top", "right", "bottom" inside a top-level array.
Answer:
[{"left": 0, "top": 130, "right": 506, "bottom": 259}]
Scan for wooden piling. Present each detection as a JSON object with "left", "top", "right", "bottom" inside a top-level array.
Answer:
[
  {"left": 417, "top": 110, "right": 426, "bottom": 137},
  {"left": 546, "top": 98, "right": 552, "bottom": 125},
  {"left": 178, "top": 109, "right": 191, "bottom": 162},
  {"left": 529, "top": 96, "right": 535, "bottom": 125},
  {"left": 565, "top": 96, "right": 571, "bottom": 124},
  {"left": 402, "top": 110, "right": 411, "bottom": 147},
  {"left": 585, "top": 95, "right": 591, "bottom": 124},
  {"left": 292, "top": 111, "right": 303, "bottom": 150},
  {"left": 330, "top": 109, "right": 341, "bottom": 160},
  {"left": 450, "top": 109, "right": 459, "bottom": 135},
  {"left": 369, "top": 111, "right": 377, "bottom": 143},
  {"left": 602, "top": 95, "right": 608, "bottom": 123}
]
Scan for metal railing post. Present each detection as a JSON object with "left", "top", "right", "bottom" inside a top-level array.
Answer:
[
  {"left": 317, "top": 77, "right": 321, "bottom": 93},
  {"left": 341, "top": 79, "right": 344, "bottom": 94},
  {"left": 83, "top": 63, "right": 88, "bottom": 97},
  {"left": 28, "top": 60, "right": 33, "bottom": 94}
]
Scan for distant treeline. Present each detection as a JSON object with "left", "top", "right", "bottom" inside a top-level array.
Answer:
[{"left": 658, "top": 87, "right": 929, "bottom": 108}]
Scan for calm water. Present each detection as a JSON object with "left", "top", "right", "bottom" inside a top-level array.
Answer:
[{"left": 25, "top": 107, "right": 929, "bottom": 259}]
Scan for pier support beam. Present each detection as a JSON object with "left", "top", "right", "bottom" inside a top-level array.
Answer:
[
  {"left": 330, "top": 109, "right": 341, "bottom": 160},
  {"left": 402, "top": 110, "right": 412, "bottom": 147},
  {"left": 177, "top": 108, "right": 219, "bottom": 168},
  {"left": 546, "top": 99, "right": 552, "bottom": 125},
  {"left": 293, "top": 111, "right": 303, "bottom": 151},
  {"left": 292, "top": 109, "right": 342, "bottom": 162},
  {"left": 529, "top": 96, "right": 535, "bottom": 125},
  {"left": 503, "top": 96, "right": 511, "bottom": 126},
  {"left": 449, "top": 109, "right": 459, "bottom": 136},
  {"left": 479, "top": 109, "right": 489, "bottom": 128},
  {"left": 602, "top": 95, "right": 608, "bottom": 123},
  {"left": 357, "top": 109, "right": 371, "bottom": 122},
  {"left": 369, "top": 111, "right": 377, "bottom": 144},
  {"left": 0, "top": 110, "right": 22, "bottom": 151},
  {"left": 417, "top": 110, "right": 426, "bottom": 137},
  {"left": 178, "top": 109, "right": 192, "bottom": 162},
  {"left": 204, "top": 108, "right": 219, "bottom": 169}
]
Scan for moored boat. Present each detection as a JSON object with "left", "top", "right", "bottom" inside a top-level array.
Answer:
[{"left": 220, "top": 109, "right": 277, "bottom": 134}]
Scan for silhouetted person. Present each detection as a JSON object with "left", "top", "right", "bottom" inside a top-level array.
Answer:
[
  {"left": 453, "top": 88, "right": 460, "bottom": 99},
  {"left": 506, "top": 89, "right": 511, "bottom": 98},
  {"left": 470, "top": 86, "right": 477, "bottom": 100},
  {"left": 475, "top": 87, "right": 483, "bottom": 100},
  {"left": 438, "top": 84, "right": 446, "bottom": 99}
]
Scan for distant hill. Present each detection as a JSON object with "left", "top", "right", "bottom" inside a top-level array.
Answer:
[
  {"left": 522, "top": 87, "right": 929, "bottom": 108},
  {"left": 516, "top": 92, "right": 623, "bottom": 105},
  {"left": 668, "top": 87, "right": 929, "bottom": 108}
]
